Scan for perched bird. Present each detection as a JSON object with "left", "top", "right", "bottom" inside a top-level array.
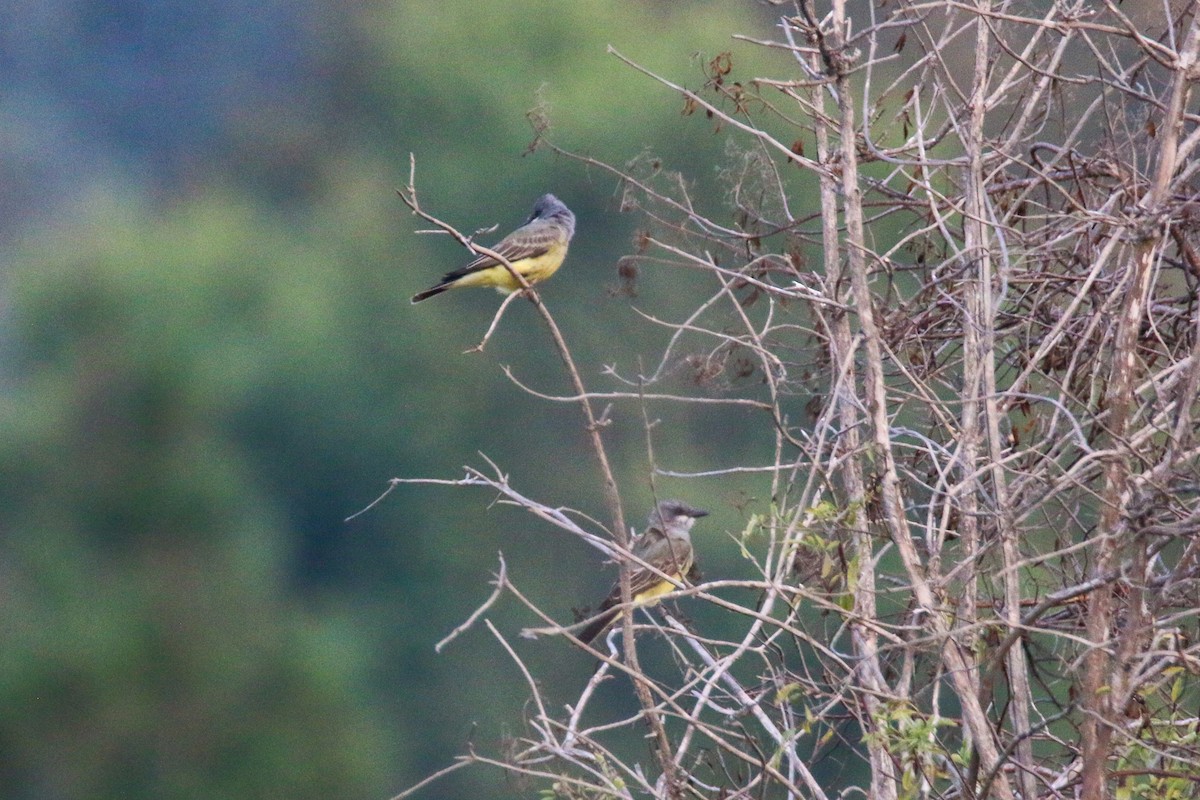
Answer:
[
  {"left": 410, "top": 193, "right": 576, "bottom": 303},
  {"left": 578, "top": 500, "right": 708, "bottom": 645}
]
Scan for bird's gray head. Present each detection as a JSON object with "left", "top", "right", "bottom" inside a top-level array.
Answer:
[
  {"left": 527, "top": 193, "right": 576, "bottom": 240},
  {"left": 649, "top": 500, "right": 709, "bottom": 532}
]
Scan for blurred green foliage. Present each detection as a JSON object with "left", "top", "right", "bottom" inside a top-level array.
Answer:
[{"left": 0, "top": 1, "right": 793, "bottom": 797}]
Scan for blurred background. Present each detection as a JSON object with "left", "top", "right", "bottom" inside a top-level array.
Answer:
[{"left": 0, "top": 1, "right": 799, "bottom": 797}]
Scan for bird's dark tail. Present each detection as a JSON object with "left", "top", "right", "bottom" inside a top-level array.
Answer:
[
  {"left": 578, "top": 602, "right": 621, "bottom": 645},
  {"left": 411, "top": 282, "right": 452, "bottom": 303}
]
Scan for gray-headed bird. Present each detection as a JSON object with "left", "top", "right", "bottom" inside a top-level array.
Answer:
[
  {"left": 579, "top": 500, "right": 708, "bottom": 645},
  {"left": 410, "top": 194, "right": 576, "bottom": 303}
]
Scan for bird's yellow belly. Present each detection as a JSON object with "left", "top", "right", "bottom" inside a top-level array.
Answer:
[
  {"left": 632, "top": 559, "right": 692, "bottom": 607},
  {"left": 456, "top": 243, "right": 568, "bottom": 294},
  {"left": 634, "top": 579, "right": 679, "bottom": 606}
]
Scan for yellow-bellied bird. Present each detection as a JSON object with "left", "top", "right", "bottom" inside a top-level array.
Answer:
[
  {"left": 579, "top": 500, "right": 708, "bottom": 645},
  {"left": 410, "top": 194, "right": 575, "bottom": 303}
]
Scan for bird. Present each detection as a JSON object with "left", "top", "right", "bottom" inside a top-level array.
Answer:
[
  {"left": 578, "top": 500, "right": 708, "bottom": 645},
  {"left": 410, "top": 194, "right": 576, "bottom": 303}
]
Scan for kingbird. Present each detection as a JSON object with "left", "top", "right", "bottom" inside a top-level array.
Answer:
[
  {"left": 410, "top": 194, "right": 576, "bottom": 303},
  {"left": 579, "top": 500, "right": 708, "bottom": 645}
]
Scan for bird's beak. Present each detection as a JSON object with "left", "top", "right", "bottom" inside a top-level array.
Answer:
[{"left": 692, "top": 509, "right": 709, "bottom": 518}]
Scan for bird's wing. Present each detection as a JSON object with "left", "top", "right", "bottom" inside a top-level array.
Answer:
[
  {"left": 638, "top": 531, "right": 692, "bottom": 580},
  {"left": 601, "top": 530, "right": 693, "bottom": 604},
  {"left": 446, "top": 220, "right": 563, "bottom": 278}
]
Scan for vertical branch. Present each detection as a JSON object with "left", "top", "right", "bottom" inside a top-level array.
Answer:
[
  {"left": 1081, "top": 20, "right": 1200, "bottom": 800},
  {"left": 828, "top": 0, "right": 1016, "bottom": 795},
  {"left": 957, "top": 0, "right": 987, "bottom": 768},
  {"left": 521, "top": 293, "right": 626, "bottom": 539},
  {"left": 519, "top": 291, "right": 686, "bottom": 791},
  {"left": 800, "top": 2, "right": 897, "bottom": 797},
  {"left": 959, "top": 3, "right": 1038, "bottom": 798}
]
